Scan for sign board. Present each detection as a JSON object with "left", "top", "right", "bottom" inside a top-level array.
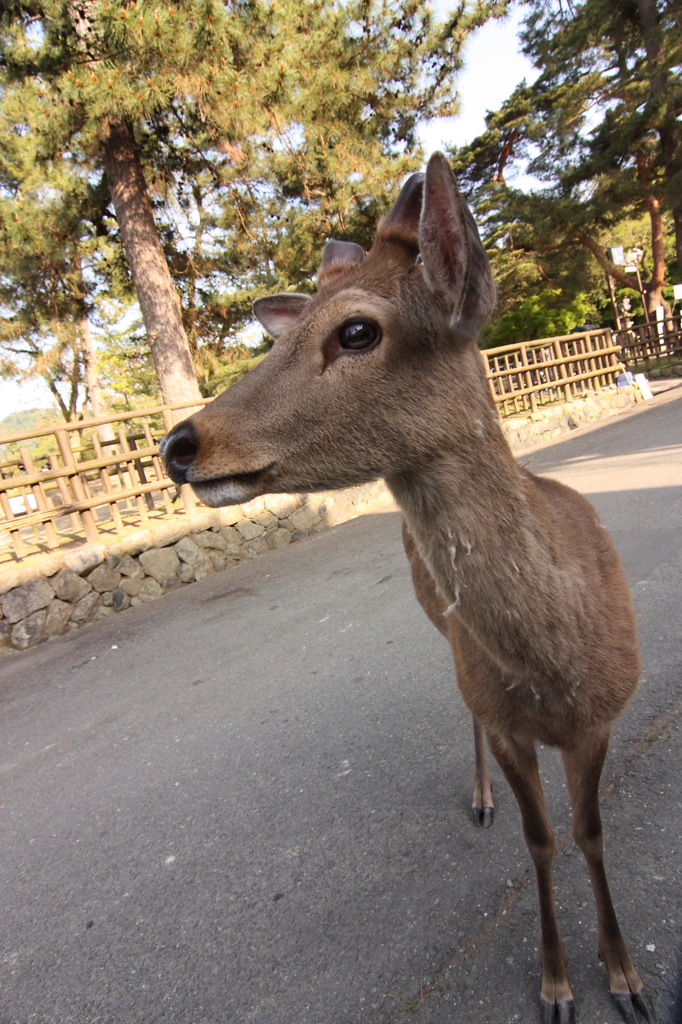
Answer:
[
  {"left": 635, "top": 374, "right": 653, "bottom": 401},
  {"left": 674, "top": 283, "right": 682, "bottom": 300}
]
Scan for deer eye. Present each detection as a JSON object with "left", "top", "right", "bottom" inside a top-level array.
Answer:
[{"left": 339, "top": 321, "right": 380, "bottom": 351}]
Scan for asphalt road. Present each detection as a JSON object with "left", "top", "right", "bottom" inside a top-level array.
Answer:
[{"left": 1, "top": 385, "right": 681, "bottom": 1024}]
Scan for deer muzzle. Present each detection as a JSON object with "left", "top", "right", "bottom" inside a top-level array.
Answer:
[{"left": 161, "top": 419, "right": 279, "bottom": 507}]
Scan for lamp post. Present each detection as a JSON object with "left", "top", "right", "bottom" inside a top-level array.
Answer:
[
  {"left": 624, "top": 247, "right": 650, "bottom": 324},
  {"left": 606, "top": 245, "right": 651, "bottom": 328},
  {"left": 606, "top": 247, "right": 624, "bottom": 331}
]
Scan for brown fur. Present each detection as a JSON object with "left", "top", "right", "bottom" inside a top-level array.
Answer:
[{"left": 162, "top": 154, "right": 653, "bottom": 1022}]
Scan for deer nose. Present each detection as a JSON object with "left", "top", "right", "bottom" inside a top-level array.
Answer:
[{"left": 160, "top": 423, "right": 199, "bottom": 485}]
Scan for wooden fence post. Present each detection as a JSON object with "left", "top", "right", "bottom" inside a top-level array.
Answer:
[
  {"left": 19, "top": 447, "right": 58, "bottom": 549},
  {"left": 55, "top": 430, "right": 100, "bottom": 543}
]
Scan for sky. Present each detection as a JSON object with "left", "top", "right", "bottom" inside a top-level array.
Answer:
[
  {"left": 0, "top": 9, "right": 536, "bottom": 422},
  {"left": 418, "top": 7, "right": 535, "bottom": 154}
]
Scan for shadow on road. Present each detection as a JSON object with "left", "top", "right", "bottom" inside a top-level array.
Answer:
[{"left": 1, "top": 389, "right": 681, "bottom": 1024}]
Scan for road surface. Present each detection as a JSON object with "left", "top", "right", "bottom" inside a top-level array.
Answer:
[{"left": 1, "top": 384, "right": 681, "bottom": 1024}]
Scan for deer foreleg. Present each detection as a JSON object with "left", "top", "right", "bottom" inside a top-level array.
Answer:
[
  {"left": 562, "top": 732, "right": 655, "bottom": 1023},
  {"left": 487, "top": 731, "right": 575, "bottom": 1023},
  {"left": 472, "top": 716, "right": 494, "bottom": 827}
]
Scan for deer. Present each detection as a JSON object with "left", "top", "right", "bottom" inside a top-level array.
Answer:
[{"left": 160, "top": 152, "right": 654, "bottom": 1024}]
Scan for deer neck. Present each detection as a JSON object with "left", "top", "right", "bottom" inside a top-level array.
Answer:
[{"left": 387, "top": 415, "right": 580, "bottom": 685}]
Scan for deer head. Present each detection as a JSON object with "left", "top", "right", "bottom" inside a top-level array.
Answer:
[{"left": 161, "top": 152, "right": 496, "bottom": 507}]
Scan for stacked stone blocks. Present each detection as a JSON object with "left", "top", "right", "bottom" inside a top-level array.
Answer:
[
  {"left": 502, "top": 383, "right": 641, "bottom": 452},
  {"left": 0, "top": 483, "right": 392, "bottom": 654}
]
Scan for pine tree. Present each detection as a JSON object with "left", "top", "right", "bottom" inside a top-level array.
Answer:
[
  {"left": 1, "top": 0, "right": 509, "bottom": 402},
  {"left": 0, "top": 92, "right": 111, "bottom": 422},
  {"left": 449, "top": 0, "right": 681, "bottom": 324},
  {"left": 522, "top": 0, "right": 682, "bottom": 288}
]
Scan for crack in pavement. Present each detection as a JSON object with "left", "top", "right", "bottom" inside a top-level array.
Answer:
[{"left": 385, "top": 701, "right": 682, "bottom": 1024}]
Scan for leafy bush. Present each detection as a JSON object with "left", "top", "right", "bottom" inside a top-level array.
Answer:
[{"left": 483, "top": 290, "right": 599, "bottom": 348}]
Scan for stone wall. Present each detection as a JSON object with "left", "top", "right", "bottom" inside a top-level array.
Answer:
[
  {"left": 647, "top": 363, "right": 682, "bottom": 380},
  {"left": 502, "top": 382, "right": 642, "bottom": 452},
  {"left": 0, "top": 482, "right": 395, "bottom": 655},
  {"left": 0, "top": 381, "right": 644, "bottom": 656}
]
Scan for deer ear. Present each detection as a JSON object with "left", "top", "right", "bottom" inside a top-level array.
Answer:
[
  {"left": 380, "top": 172, "right": 425, "bottom": 241},
  {"left": 321, "top": 240, "right": 365, "bottom": 268},
  {"left": 252, "top": 293, "right": 312, "bottom": 339},
  {"left": 419, "top": 152, "right": 496, "bottom": 338}
]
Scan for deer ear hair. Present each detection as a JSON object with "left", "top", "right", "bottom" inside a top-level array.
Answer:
[
  {"left": 419, "top": 152, "right": 496, "bottom": 338},
  {"left": 252, "top": 293, "right": 312, "bottom": 339}
]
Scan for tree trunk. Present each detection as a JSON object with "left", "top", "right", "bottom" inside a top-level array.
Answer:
[
  {"left": 102, "top": 119, "right": 202, "bottom": 414},
  {"left": 79, "top": 317, "right": 115, "bottom": 442},
  {"left": 635, "top": 152, "right": 667, "bottom": 316},
  {"left": 637, "top": 0, "right": 682, "bottom": 280},
  {"left": 673, "top": 207, "right": 682, "bottom": 283},
  {"left": 641, "top": 190, "right": 666, "bottom": 316}
]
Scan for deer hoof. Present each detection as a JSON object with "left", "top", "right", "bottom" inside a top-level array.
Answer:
[
  {"left": 633, "top": 990, "right": 656, "bottom": 1022},
  {"left": 540, "top": 997, "right": 575, "bottom": 1023},
  {"left": 612, "top": 990, "right": 656, "bottom": 1023},
  {"left": 472, "top": 805, "right": 494, "bottom": 828}
]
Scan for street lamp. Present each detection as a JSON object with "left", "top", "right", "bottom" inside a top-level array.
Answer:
[
  {"left": 606, "top": 245, "right": 651, "bottom": 327},
  {"left": 606, "top": 243, "right": 647, "bottom": 323},
  {"left": 624, "top": 248, "right": 650, "bottom": 324}
]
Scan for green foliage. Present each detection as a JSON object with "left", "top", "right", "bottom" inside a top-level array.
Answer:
[
  {"left": 0, "top": 406, "right": 56, "bottom": 436},
  {"left": 483, "top": 289, "right": 597, "bottom": 348},
  {"left": 450, "top": 0, "right": 681, "bottom": 332},
  {"left": 0, "top": 406, "right": 61, "bottom": 465},
  {"left": 0, "top": 0, "right": 510, "bottom": 404},
  {"left": 196, "top": 350, "right": 268, "bottom": 398},
  {"left": 193, "top": 329, "right": 272, "bottom": 397},
  {"left": 95, "top": 311, "right": 161, "bottom": 407},
  {"left": 0, "top": 58, "right": 129, "bottom": 418}
]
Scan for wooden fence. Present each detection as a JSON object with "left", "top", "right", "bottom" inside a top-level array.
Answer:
[
  {"left": 483, "top": 328, "right": 622, "bottom": 417},
  {"left": 1, "top": 319, "right": 677, "bottom": 565},
  {"left": 0, "top": 399, "right": 212, "bottom": 563},
  {"left": 614, "top": 315, "right": 682, "bottom": 371}
]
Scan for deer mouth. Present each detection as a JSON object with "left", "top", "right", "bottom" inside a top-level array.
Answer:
[{"left": 191, "top": 463, "right": 279, "bottom": 507}]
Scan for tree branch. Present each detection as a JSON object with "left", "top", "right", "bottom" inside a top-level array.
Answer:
[{"left": 573, "top": 231, "right": 643, "bottom": 291}]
